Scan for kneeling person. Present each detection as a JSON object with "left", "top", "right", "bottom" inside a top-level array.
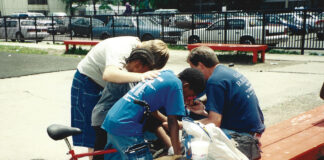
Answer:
[{"left": 101, "top": 68, "right": 206, "bottom": 160}]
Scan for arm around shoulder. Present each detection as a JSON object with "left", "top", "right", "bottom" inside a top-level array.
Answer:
[{"left": 102, "top": 65, "right": 142, "bottom": 83}]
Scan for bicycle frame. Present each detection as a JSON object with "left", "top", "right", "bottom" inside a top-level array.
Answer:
[{"left": 63, "top": 137, "right": 117, "bottom": 160}]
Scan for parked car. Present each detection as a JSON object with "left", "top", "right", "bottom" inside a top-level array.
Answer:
[
  {"left": 10, "top": 12, "right": 45, "bottom": 19},
  {"left": 49, "top": 12, "right": 68, "bottom": 34},
  {"left": 92, "top": 16, "right": 185, "bottom": 43},
  {"left": 314, "top": 13, "right": 324, "bottom": 40},
  {"left": 68, "top": 17, "right": 104, "bottom": 37},
  {"left": 180, "top": 17, "right": 288, "bottom": 46},
  {"left": 0, "top": 19, "right": 49, "bottom": 42},
  {"left": 264, "top": 15, "right": 303, "bottom": 34},
  {"left": 37, "top": 19, "right": 59, "bottom": 35},
  {"left": 278, "top": 13, "right": 317, "bottom": 33}
]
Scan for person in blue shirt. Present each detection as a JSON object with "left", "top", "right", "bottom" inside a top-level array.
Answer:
[
  {"left": 186, "top": 46, "right": 265, "bottom": 139},
  {"left": 101, "top": 68, "right": 206, "bottom": 160}
]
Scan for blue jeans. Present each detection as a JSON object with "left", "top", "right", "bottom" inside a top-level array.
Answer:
[
  {"left": 104, "top": 133, "right": 153, "bottom": 160},
  {"left": 71, "top": 70, "right": 103, "bottom": 148}
]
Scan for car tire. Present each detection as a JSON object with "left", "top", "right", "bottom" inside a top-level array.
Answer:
[
  {"left": 317, "top": 33, "right": 324, "bottom": 40},
  {"left": 188, "top": 36, "right": 201, "bottom": 44},
  {"left": 16, "top": 33, "right": 24, "bottom": 42},
  {"left": 100, "top": 33, "right": 110, "bottom": 40},
  {"left": 141, "top": 34, "right": 154, "bottom": 41},
  {"left": 240, "top": 37, "right": 255, "bottom": 45}
]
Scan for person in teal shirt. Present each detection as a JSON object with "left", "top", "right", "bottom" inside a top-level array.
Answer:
[{"left": 101, "top": 68, "right": 206, "bottom": 160}]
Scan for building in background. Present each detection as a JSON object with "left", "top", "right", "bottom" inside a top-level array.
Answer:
[
  {"left": 0, "top": 0, "right": 67, "bottom": 16},
  {"left": 262, "top": 0, "right": 324, "bottom": 9}
]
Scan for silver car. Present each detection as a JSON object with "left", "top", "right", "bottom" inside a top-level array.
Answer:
[{"left": 0, "top": 19, "right": 49, "bottom": 42}]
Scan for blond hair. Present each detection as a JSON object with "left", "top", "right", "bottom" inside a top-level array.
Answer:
[{"left": 139, "top": 39, "right": 169, "bottom": 69}]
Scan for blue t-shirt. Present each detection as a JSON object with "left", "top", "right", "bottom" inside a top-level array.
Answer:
[
  {"left": 206, "top": 65, "right": 265, "bottom": 134},
  {"left": 101, "top": 70, "right": 186, "bottom": 136}
]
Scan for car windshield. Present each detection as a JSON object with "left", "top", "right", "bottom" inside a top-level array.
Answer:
[
  {"left": 21, "top": 21, "right": 36, "bottom": 26},
  {"left": 139, "top": 18, "right": 156, "bottom": 26}
]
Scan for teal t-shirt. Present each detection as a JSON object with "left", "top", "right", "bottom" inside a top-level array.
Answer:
[{"left": 101, "top": 70, "right": 186, "bottom": 136}]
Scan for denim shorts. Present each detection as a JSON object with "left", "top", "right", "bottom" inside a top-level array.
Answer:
[
  {"left": 104, "top": 133, "right": 153, "bottom": 160},
  {"left": 71, "top": 70, "right": 103, "bottom": 148}
]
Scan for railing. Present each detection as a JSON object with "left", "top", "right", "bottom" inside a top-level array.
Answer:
[{"left": 0, "top": 9, "right": 323, "bottom": 54}]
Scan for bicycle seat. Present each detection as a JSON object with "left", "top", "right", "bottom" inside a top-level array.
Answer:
[{"left": 47, "top": 124, "right": 82, "bottom": 140}]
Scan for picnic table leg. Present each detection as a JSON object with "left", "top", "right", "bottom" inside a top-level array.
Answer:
[
  {"left": 253, "top": 51, "right": 258, "bottom": 64},
  {"left": 261, "top": 50, "right": 265, "bottom": 62},
  {"left": 65, "top": 44, "right": 69, "bottom": 52}
]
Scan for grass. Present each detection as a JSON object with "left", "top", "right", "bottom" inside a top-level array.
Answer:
[
  {"left": 0, "top": 45, "right": 48, "bottom": 54},
  {"left": 267, "top": 49, "right": 300, "bottom": 55},
  {"left": 65, "top": 47, "right": 89, "bottom": 55}
]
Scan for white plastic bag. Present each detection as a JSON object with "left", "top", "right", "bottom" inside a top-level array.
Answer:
[{"left": 181, "top": 117, "right": 248, "bottom": 160}]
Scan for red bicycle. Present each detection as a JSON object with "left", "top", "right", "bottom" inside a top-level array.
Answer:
[{"left": 47, "top": 124, "right": 117, "bottom": 160}]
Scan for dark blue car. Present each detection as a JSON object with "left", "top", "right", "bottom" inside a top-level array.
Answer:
[
  {"left": 92, "top": 16, "right": 184, "bottom": 43},
  {"left": 265, "top": 15, "right": 303, "bottom": 34}
]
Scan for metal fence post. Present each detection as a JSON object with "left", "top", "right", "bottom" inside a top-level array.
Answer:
[
  {"left": 191, "top": 13, "right": 194, "bottom": 38},
  {"left": 90, "top": 16, "right": 93, "bottom": 40},
  {"left": 18, "top": 17, "right": 21, "bottom": 42},
  {"left": 51, "top": 16, "right": 55, "bottom": 44},
  {"left": 300, "top": 9, "right": 307, "bottom": 55},
  {"left": 224, "top": 12, "right": 227, "bottom": 44},
  {"left": 34, "top": 17, "right": 38, "bottom": 44},
  {"left": 69, "top": 16, "right": 72, "bottom": 40},
  {"left": 262, "top": 12, "right": 266, "bottom": 45},
  {"left": 136, "top": 15, "right": 139, "bottom": 38},
  {"left": 112, "top": 16, "right": 115, "bottom": 37},
  {"left": 4, "top": 17, "right": 8, "bottom": 42},
  {"left": 161, "top": 14, "right": 165, "bottom": 42}
]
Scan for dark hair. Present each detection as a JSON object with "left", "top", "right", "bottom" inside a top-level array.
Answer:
[
  {"left": 153, "top": 53, "right": 169, "bottom": 69},
  {"left": 187, "top": 46, "right": 219, "bottom": 68},
  {"left": 125, "top": 48, "right": 155, "bottom": 69},
  {"left": 178, "top": 68, "right": 206, "bottom": 94}
]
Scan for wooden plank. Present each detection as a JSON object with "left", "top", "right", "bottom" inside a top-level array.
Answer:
[
  {"left": 261, "top": 124, "right": 324, "bottom": 160},
  {"left": 260, "top": 105, "right": 324, "bottom": 147},
  {"left": 260, "top": 105, "right": 324, "bottom": 160}
]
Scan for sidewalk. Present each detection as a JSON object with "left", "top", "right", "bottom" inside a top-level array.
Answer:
[{"left": 0, "top": 41, "right": 323, "bottom": 159}]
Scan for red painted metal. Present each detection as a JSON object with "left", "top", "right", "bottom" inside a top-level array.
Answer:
[
  {"left": 187, "top": 43, "right": 268, "bottom": 64},
  {"left": 69, "top": 149, "right": 117, "bottom": 160},
  {"left": 64, "top": 40, "right": 100, "bottom": 51}
]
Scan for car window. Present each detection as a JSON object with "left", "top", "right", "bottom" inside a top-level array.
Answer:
[
  {"left": 21, "top": 21, "right": 35, "bottom": 26},
  {"left": 139, "top": 18, "right": 154, "bottom": 26},
  {"left": 113, "top": 19, "right": 133, "bottom": 27},
  {"left": 7, "top": 21, "right": 17, "bottom": 27},
  {"left": 249, "top": 19, "right": 262, "bottom": 27},
  {"left": 92, "top": 19, "right": 104, "bottom": 27},
  {"left": 208, "top": 20, "right": 225, "bottom": 30},
  {"left": 228, "top": 19, "right": 245, "bottom": 29},
  {"left": 269, "top": 16, "right": 281, "bottom": 23}
]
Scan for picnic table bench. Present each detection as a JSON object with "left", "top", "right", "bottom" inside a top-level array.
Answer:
[
  {"left": 64, "top": 40, "right": 100, "bottom": 52},
  {"left": 187, "top": 43, "right": 268, "bottom": 64},
  {"left": 260, "top": 105, "right": 324, "bottom": 160}
]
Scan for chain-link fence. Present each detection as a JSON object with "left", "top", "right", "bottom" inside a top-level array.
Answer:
[{"left": 0, "top": 9, "right": 323, "bottom": 54}]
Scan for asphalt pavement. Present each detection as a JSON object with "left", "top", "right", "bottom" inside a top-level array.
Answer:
[
  {"left": 0, "top": 52, "right": 81, "bottom": 78},
  {"left": 0, "top": 42, "right": 324, "bottom": 160}
]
